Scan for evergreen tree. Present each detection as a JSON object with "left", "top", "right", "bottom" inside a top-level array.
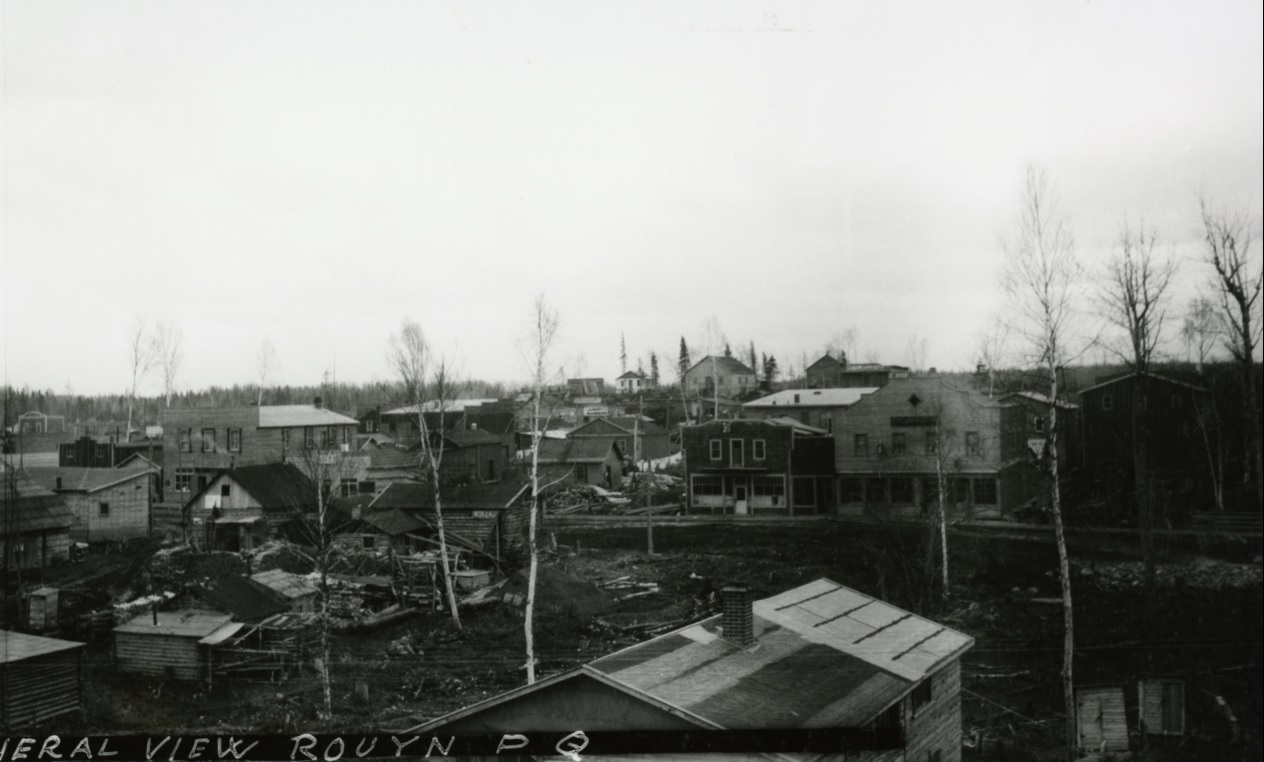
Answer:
[
  {"left": 620, "top": 333, "right": 628, "bottom": 374},
  {"left": 723, "top": 342, "right": 733, "bottom": 358},
  {"left": 747, "top": 341, "right": 757, "bottom": 375},
  {"left": 678, "top": 337, "right": 691, "bottom": 380},
  {"left": 649, "top": 352, "right": 660, "bottom": 387}
]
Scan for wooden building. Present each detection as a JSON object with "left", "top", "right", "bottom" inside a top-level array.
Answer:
[
  {"left": 743, "top": 387, "right": 878, "bottom": 432},
  {"left": 831, "top": 376, "right": 1033, "bottom": 520},
  {"left": 682, "top": 418, "right": 835, "bottom": 515},
  {"left": 568, "top": 416, "right": 672, "bottom": 463},
  {"left": 437, "top": 429, "right": 510, "bottom": 485},
  {"left": 616, "top": 370, "right": 647, "bottom": 394},
  {"left": 250, "top": 569, "right": 320, "bottom": 614},
  {"left": 330, "top": 504, "right": 428, "bottom": 555},
  {"left": 14, "top": 411, "right": 66, "bottom": 435},
  {"left": 0, "top": 630, "right": 85, "bottom": 732},
  {"left": 1075, "top": 685, "right": 1129, "bottom": 753},
  {"left": 369, "top": 479, "right": 533, "bottom": 559},
  {"left": 535, "top": 438, "right": 625, "bottom": 489},
  {"left": 805, "top": 355, "right": 910, "bottom": 389},
  {"left": 27, "top": 465, "right": 155, "bottom": 542},
  {"left": 113, "top": 610, "right": 235, "bottom": 682},
  {"left": 378, "top": 399, "right": 499, "bottom": 446},
  {"left": 161, "top": 399, "right": 359, "bottom": 496},
  {"left": 1, "top": 465, "right": 74, "bottom": 572},
  {"left": 194, "top": 576, "right": 291, "bottom": 624},
  {"left": 184, "top": 463, "right": 314, "bottom": 552},
  {"left": 410, "top": 579, "right": 973, "bottom": 762},
  {"left": 683, "top": 356, "right": 757, "bottom": 399}
]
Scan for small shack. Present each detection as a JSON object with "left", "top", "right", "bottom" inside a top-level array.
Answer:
[
  {"left": 251, "top": 569, "right": 320, "bottom": 613},
  {"left": 113, "top": 610, "right": 234, "bottom": 682},
  {"left": 1076, "top": 684, "right": 1129, "bottom": 753},
  {"left": 0, "top": 629, "right": 86, "bottom": 732},
  {"left": 195, "top": 576, "right": 290, "bottom": 624}
]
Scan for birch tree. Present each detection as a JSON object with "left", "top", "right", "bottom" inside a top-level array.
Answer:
[
  {"left": 975, "top": 315, "right": 1011, "bottom": 398},
  {"left": 999, "top": 165, "right": 1083, "bottom": 761},
  {"left": 388, "top": 320, "right": 462, "bottom": 629},
  {"left": 125, "top": 317, "right": 154, "bottom": 436},
  {"left": 1180, "top": 295, "right": 1220, "bottom": 372},
  {"left": 1199, "top": 197, "right": 1262, "bottom": 508},
  {"left": 700, "top": 317, "right": 725, "bottom": 421},
  {"left": 257, "top": 339, "right": 278, "bottom": 406},
  {"left": 520, "top": 295, "right": 559, "bottom": 685},
  {"left": 151, "top": 322, "right": 183, "bottom": 408}
]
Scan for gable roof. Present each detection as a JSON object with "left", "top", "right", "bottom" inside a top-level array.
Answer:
[
  {"left": 443, "top": 429, "right": 507, "bottom": 448},
  {"left": 806, "top": 354, "right": 843, "bottom": 371},
  {"left": 257, "top": 405, "right": 358, "bottom": 428},
  {"left": 745, "top": 388, "right": 878, "bottom": 409},
  {"left": 588, "top": 579, "right": 972, "bottom": 729},
  {"left": 186, "top": 462, "right": 314, "bottom": 509},
  {"left": 250, "top": 569, "right": 320, "bottom": 600},
  {"left": 570, "top": 417, "right": 666, "bottom": 438},
  {"left": 1078, "top": 371, "right": 1208, "bottom": 396},
  {"left": 1, "top": 467, "right": 76, "bottom": 535},
  {"left": 686, "top": 356, "right": 756, "bottom": 377},
  {"left": 366, "top": 447, "right": 419, "bottom": 470},
  {"left": 115, "top": 610, "right": 233, "bottom": 638},
  {"left": 617, "top": 370, "right": 647, "bottom": 380},
  {"left": 536, "top": 438, "right": 623, "bottom": 464},
  {"left": 0, "top": 629, "right": 85, "bottom": 663},
  {"left": 196, "top": 576, "right": 290, "bottom": 622},
  {"left": 368, "top": 479, "right": 531, "bottom": 513},
  {"left": 26, "top": 466, "right": 153, "bottom": 494},
  {"left": 999, "top": 390, "right": 1080, "bottom": 410}
]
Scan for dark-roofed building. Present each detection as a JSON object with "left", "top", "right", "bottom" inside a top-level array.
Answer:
[
  {"left": 1, "top": 465, "right": 75, "bottom": 571},
  {"left": 330, "top": 502, "right": 429, "bottom": 554},
  {"left": 185, "top": 463, "right": 315, "bottom": 552},
  {"left": 411, "top": 579, "right": 972, "bottom": 762},
  {"left": 683, "top": 356, "right": 757, "bottom": 400},
  {"left": 1, "top": 630, "right": 85, "bottom": 732},
  {"left": 683, "top": 418, "right": 835, "bottom": 515},
  {"left": 438, "top": 428, "right": 510, "bottom": 485},
  {"left": 27, "top": 464, "right": 156, "bottom": 542},
  {"left": 195, "top": 576, "right": 290, "bottom": 623},
  {"left": 806, "top": 354, "right": 911, "bottom": 389},
  {"left": 536, "top": 438, "right": 624, "bottom": 489},
  {"left": 370, "top": 479, "right": 533, "bottom": 558},
  {"left": 113, "top": 610, "right": 235, "bottom": 682},
  {"left": 250, "top": 569, "right": 320, "bottom": 613},
  {"left": 568, "top": 417, "right": 672, "bottom": 462}
]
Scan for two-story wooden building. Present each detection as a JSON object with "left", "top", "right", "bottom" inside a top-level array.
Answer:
[
  {"left": 568, "top": 416, "right": 672, "bottom": 463},
  {"left": 27, "top": 464, "right": 157, "bottom": 542},
  {"left": 410, "top": 579, "right": 973, "bottom": 762},
  {"left": 831, "top": 377, "right": 1033, "bottom": 520},
  {"left": 743, "top": 387, "right": 878, "bottom": 432},
  {"left": 682, "top": 418, "right": 835, "bottom": 515},
  {"left": 161, "top": 399, "right": 360, "bottom": 497},
  {"left": 806, "top": 355, "right": 911, "bottom": 389},
  {"left": 184, "top": 462, "right": 315, "bottom": 551},
  {"left": 683, "top": 356, "right": 758, "bottom": 401}
]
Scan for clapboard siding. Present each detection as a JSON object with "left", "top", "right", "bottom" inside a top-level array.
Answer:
[
  {"left": 65, "top": 478, "right": 151, "bottom": 542},
  {"left": 0, "top": 652, "right": 82, "bottom": 731},
  {"left": 114, "top": 633, "right": 203, "bottom": 682},
  {"left": 1077, "top": 685, "right": 1129, "bottom": 752},
  {"left": 904, "top": 659, "right": 964, "bottom": 762},
  {"left": 1139, "top": 678, "right": 1184, "bottom": 735}
]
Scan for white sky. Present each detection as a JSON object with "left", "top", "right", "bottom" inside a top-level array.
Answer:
[{"left": 2, "top": 1, "right": 1261, "bottom": 396}]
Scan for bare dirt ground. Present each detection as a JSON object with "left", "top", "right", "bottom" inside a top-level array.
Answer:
[{"left": 43, "top": 522, "right": 1261, "bottom": 760}]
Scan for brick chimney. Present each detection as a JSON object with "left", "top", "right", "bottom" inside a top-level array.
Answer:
[
  {"left": 721, "top": 584, "right": 755, "bottom": 647},
  {"left": 313, "top": 396, "right": 323, "bottom": 409}
]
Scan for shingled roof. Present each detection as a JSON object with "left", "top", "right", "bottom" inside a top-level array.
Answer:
[
  {"left": 687, "top": 356, "right": 756, "bottom": 376},
  {"left": 536, "top": 438, "right": 623, "bottom": 464},
  {"left": 1, "top": 467, "right": 75, "bottom": 535},
  {"left": 26, "top": 465, "right": 154, "bottom": 493},
  {"left": 193, "top": 462, "right": 315, "bottom": 509}
]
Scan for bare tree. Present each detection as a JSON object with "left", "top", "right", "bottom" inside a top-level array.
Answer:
[
  {"left": 1180, "top": 295, "right": 1220, "bottom": 372},
  {"left": 975, "top": 314, "right": 1011, "bottom": 398},
  {"left": 699, "top": 317, "right": 726, "bottom": 421},
  {"left": 257, "top": 339, "right": 278, "bottom": 406},
  {"left": 519, "top": 295, "right": 560, "bottom": 685},
  {"left": 905, "top": 334, "right": 929, "bottom": 373},
  {"left": 151, "top": 321, "right": 183, "bottom": 408},
  {"left": 1097, "top": 218, "right": 1176, "bottom": 595},
  {"left": 125, "top": 317, "right": 154, "bottom": 436},
  {"left": 1199, "top": 197, "right": 1263, "bottom": 508},
  {"left": 1000, "top": 165, "right": 1083, "bottom": 761},
  {"left": 387, "top": 320, "right": 462, "bottom": 630}
]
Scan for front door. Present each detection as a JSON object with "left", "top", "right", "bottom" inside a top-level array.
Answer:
[{"left": 734, "top": 485, "right": 748, "bottom": 515}]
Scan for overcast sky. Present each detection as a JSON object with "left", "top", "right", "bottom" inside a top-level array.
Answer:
[{"left": 2, "top": 1, "right": 1261, "bottom": 397}]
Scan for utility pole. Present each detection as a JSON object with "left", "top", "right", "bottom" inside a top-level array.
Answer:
[{"left": 637, "top": 396, "right": 653, "bottom": 555}]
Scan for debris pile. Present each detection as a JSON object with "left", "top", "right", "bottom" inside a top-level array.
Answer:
[
  {"left": 495, "top": 565, "right": 616, "bottom": 618},
  {"left": 1077, "top": 559, "right": 1262, "bottom": 591}
]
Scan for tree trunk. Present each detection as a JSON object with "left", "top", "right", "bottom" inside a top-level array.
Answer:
[
  {"left": 1134, "top": 377, "right": 1155, "bottom": 595},
  {"left": 525, "top": 394, "right": 542, "bottom": 684},
  {"left": 432, "top": 484, "right": 462, "bottom": 629},
  {"left": 1048, "top": 365, "right": 1076, "bottom": 761}
]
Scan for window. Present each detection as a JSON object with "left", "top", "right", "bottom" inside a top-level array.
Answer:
[
  {"left": 910, "top": 676, "right": 934, "bottom": 714},
  {"left": 175, "top": 468, "right": 193, "bottom": 492},
  {"left": 839, "top": 478, "right": 864, "bottom": 504},
  {"left": 692, "top": 475, "right": 723, "bottom": 500},
  {"left": 201, "top": 428, "right": 216, "bottom": 453},
  {"left": 576, "top": 463, "right": 589, "bottom": 482},
  {"left": 341, "top": 478, "right": 358, "bottom": 497},
  {"left": 926, "top": 751, "right": 942, "bottom": 762},
  {"left": 854, "top": 433, "right": 869, "bottom": 456},
  {"left": 321, "top": 427, "right": 335, "bottom": 449},
  {"left": 221, "top": 484, "right": 231, "bottom": 498},
  {"left": 974, "top": 478, "right": 998, "bottom": 505},
  {"left": 1033, "top": 416, "right": 1045, "bottom": 434},
  {"left": 925, "top": 431, "right": 937, "bottom": 455},
  {"left": 752, "top": 476, "right": 784, "bottom": 504},
  {"left": 965, "top": 431, "right": 981, "bottom": 455},
  {"left": 865, "top": 478, "right": 887, "bottom": 505},
  {"left": 951, "top": 478, "right": 971, "bottom": 505},
  {"left": 362, "top": 536, "right": 376, "bottom": 550},
  {"left": 98, "top": 502, "right": 110, "bottom": 517},
  {"left": 922, "top": 477, "right": 940, "bottom": 505},
  {"left": 889, "top": 478, "right": 914, "bottom": 504},
  {"left": 730, "top": 439, "right": 745, "bottom": 467},
  {"left": 228, "top": 428, "right": 242, "bottom": 453},
  {"left": 282, "top": 428, "right": 291, "bottom": 449},
  {"left": 1160, "top": 681, "right": 1184, "bottom": 733},
  {"left": 709, "top": 439, "right": 722, "bottom": 460},
  {"left": 891, "top": 432, "right": 907, "bottom": 455},
  {"left": 359, "top": 480, "right": 377, "bottom": 495},
  {"left": 825, "top": 417, "right": 833, "bottom": 434},
  {"left": 1102, "top": 394, "right": 1114, "bottom": 411},
  {"left": 304, "top": 427, "right": 315, "bottom": 449},
  {"left": 753, "top": 439, "right": 766, "bottom": 460},
  {"left": 179, "top": 428, "right": 192, "bottom": 453}
]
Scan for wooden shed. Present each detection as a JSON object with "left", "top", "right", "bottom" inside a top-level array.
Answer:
[
  {"left": 0, "top": 629, "right": 85, "bottom": 732},
  {"left": 113, "top": 610, "right": 234, "bottom": 682},
  {"left": 1139, "top": 676, "right": 1185, "bottom": 737},
  {"left": 1076, "top": 684, "right": 1129, "bottom": 753}
]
